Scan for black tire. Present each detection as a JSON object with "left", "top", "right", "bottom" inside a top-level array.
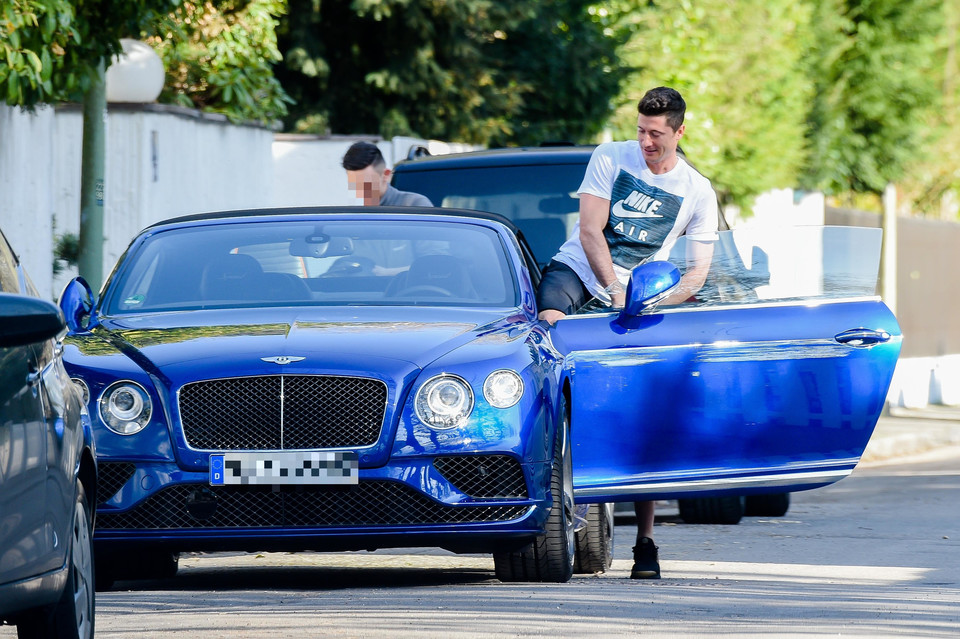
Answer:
[
  {"left": 493, "top": 395, "right": 575, "bottom": 583},
  {"left": 744, "top": 492, "right": 790, "bottom": 517},
  {"left": 574, "top": 503, "right": 614, "bottom": 574},
  {"left": 17, "top": 483, "right": 95, "bottom": 639},
  {"left": 678, "top": 496, "right": 744, "bottom": 525}
]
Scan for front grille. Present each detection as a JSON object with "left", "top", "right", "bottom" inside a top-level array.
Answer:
[
  {"left": 434, "top": 456, "right": 528, "bottom": 498},
  {"left": 96, "top": 482, "right": 528, "bottom": 530},
  {"left": 179, "top": 375, "right": 387, "bottom": 450},
  {"left": 97, "top": 462, "right": 137, "bottom": 504}
]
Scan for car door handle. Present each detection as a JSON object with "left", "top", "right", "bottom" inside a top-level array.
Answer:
[{"left": 835, "top": 328, "right": 892, "bottom": 347}]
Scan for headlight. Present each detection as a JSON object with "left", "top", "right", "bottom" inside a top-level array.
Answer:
[
  {"left": 99, "top": 381, "right": 152, "bottom": 435},
  {"left": 415, "top": 374, "right": 474, "bottom": 429},
  {"left": 71, "top": 377, "right": 90, "bottom": 405},
  {"left": 483, "top": 369, "right": 524, "bottom": 408}
]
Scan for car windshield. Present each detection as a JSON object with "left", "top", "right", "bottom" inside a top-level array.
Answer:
[
  {"left": 103, "top": 219, "right": 519, "bottom": 314},
  {"left": 578, "top": 225, "right": 884, "bottom": 313},
  {"left": 394, "top": 164, "right": 585, "bottom": 269}
]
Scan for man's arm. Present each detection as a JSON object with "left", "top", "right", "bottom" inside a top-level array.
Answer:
[
  {"left": 579, "top": 193, "right": 626, "bottom": 307},
  {"left": 660, "top": 238, "right": 714, "bottom": 306}
]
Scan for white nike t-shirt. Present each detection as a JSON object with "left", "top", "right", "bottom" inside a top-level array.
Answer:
[{"left": 554, "top": 140, "right": 719, "bottom": 299}]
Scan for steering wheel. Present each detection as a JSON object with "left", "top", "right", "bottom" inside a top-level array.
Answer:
[
  {"left": 394, "top": 285, "right": 454, "bottom": 298},
  {"left": 323, "top": 256, "right": 376, "bottom": 276}
]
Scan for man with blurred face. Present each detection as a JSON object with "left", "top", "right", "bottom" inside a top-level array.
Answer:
[
  {"left": 535, "top": 86, "right": 719, "bottom": 580},
  {"left": 342, "top": 141, "right": 432, "bottom": 207}
]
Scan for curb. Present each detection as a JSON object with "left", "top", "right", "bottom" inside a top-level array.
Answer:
[{"left": 861, "top": 410, "right": 960, "bottom": 463}]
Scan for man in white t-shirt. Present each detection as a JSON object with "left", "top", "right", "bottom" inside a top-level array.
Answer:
[{"left": 535, "top": 87, "right": 719, "bottom": 579}]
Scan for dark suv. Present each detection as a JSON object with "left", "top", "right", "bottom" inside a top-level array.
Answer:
[
  {"left": 393, "top": 145, "right": 787, "bottom": 524},
  {"left": 393, "top": 145, "right": 595, "bottom": 270}
]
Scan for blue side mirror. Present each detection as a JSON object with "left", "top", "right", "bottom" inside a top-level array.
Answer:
[
  {"left": 58, "top": 277, "right": 96, "bottom": 333},
  {"left": 620, "top": 261, "right": 681, "bottom": 317}
]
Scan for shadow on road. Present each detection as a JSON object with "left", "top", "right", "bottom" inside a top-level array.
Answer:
[{"left": 107, "top": 562, "right": 498, "bottom": 592}]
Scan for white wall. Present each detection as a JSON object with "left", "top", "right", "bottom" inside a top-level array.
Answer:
[
  {"left": 0, "top": 103, "right": 274, "bottom": 300},
  {"left": 0, "top": 104, "right": 58, "bottom": 299},
  {"left": 271, "top": 133, "right": 478, "bottom": 207}
]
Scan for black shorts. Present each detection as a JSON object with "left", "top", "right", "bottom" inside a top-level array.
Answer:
[{"left": 536, "top": 260, "right": 590, "bottom": 315}]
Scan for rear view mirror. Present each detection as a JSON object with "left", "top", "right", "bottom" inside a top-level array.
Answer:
[
  {"left": 58, "top": 277, "right": 96, "bottom": 333},
  {"left": 289, "top": 235, "right": 354, "bottom": 259}
]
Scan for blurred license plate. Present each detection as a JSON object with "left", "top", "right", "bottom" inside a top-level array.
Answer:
[{"left": 209, "top": 451, "right": 358, "bottom": 486}]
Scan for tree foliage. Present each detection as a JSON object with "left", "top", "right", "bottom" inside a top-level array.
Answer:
[
  {"left": 892, "top": 0, "right": 960, "bottom": 217},
  {"left": 605, "top": 0, "right": 812, "bottom": 211},
  {"left": 1, "top": 0, "right": 178, "bottom": 108},
  {"left": 274, "top": 0, "right": 623, "bottom": 145},
  {"left": 148, "top": 0, "right": 293, "bottom": 124},
  {"left": 483, "top": 0, "right": 627, "bottom": 146},
  {"left": 801, "top": 0, "right": 942, "bottom": 196}
]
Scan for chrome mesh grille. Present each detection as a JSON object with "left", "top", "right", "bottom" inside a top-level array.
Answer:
[
  {"left": 95, "top": 482, "right": 528, "bottom": 529},
  {"left": 433, "top": 455, "right": 528, "bottom": 498},
  {"left": 97, "top": 462, "right": 137, "bottom": 504},
  {"left": 179, "top": 375, "right": 387, "bottom": 450}
]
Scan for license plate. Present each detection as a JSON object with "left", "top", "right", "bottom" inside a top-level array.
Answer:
[{"left": 209, "top": 451, "right": 358, "bottom": 486}]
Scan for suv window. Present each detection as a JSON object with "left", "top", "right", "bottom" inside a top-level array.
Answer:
[
  {"left": 393, "top": 147, "right": 726, "bottom": 271},
  {"left": 394, "top": 163, "right": 587, "bottom": 269}
]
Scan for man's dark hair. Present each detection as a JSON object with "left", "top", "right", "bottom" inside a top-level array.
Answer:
[
  {"left": 342, "top": 141, "right": 386, "bottom": 171},
  {"left": 637, "top": 87, "right": 686, "bottom": 131}
]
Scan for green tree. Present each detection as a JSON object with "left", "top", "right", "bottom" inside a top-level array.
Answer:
[
  {"left": 606, "top": 0, "right": 813, "bottom": 211},
  {"left": 275, "top": 0, "right": 623, "bottom": 145},
  {"left": 802, "top": 0, "right": 942, "bottom": 197},
  {"left": 1, "top": 0, "right": 178, "bottom": 108},
  {"left": 899, "top": 0, "right": 960, "bottom": 218},
  {"left": 148, "top": 0, "right": 293, "bottom": 124},
  {"left": 486, "top": 0, "right": 627, "bottom": 146}
]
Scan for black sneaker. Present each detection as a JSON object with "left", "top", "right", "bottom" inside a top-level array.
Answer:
[{"left": 630, "top": 537, "right": 661, "bottom": 579}]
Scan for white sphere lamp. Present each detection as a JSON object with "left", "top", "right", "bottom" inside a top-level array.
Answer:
[{"left": 105, "top": 39, "right": 165, "bottom": 103}]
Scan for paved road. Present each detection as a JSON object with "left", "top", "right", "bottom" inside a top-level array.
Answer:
[{"left": 6, "top": 446, "right": 955, "bottom": 638}]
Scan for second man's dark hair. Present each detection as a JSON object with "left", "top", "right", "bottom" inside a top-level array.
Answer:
[
  {"left": 342, "top": 141, "right": 386, "bottom": 171},
  {"left": 638, "top": 87, "right": 686, "bottom": 131}
]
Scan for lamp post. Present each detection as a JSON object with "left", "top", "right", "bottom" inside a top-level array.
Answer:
[{"left": 77, "top": 40, "right": 164, "bottom": 292}]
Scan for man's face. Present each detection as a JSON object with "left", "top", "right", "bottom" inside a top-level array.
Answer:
[
  {"left": 636, "top": 113, "right": 684, "bottom": 171},
  {"left": 346, "top": 165, "right": 391, "bottom": 205}
]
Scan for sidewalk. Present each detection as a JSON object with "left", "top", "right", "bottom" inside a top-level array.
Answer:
[{"left": 860, "top": 405, "right": 960, "bottom": 463}]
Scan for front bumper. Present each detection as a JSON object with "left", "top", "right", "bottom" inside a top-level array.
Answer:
[{"left": 94, "top": 456, "right": 551, "bottom": 554}]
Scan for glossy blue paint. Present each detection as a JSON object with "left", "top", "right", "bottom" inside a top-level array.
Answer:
[
  {"left": 558, "top": 299, "right": 901, "bottom": 501},
  {"left": 58, "top": 208, "right": 901, "bottom": 559},
  {"left": 622, "top": 260, "right": 681, "bottom": 316},
  {"left": 58, "top": 276, "right": 96, "bottom": 333}
]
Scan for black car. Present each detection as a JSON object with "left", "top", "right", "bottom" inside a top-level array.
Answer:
[
  {"left": 0, "top": 230, "right": 97, "bottom": 639},
  {"left": 393, "top": 144, "right": 787, "bottom": 524}
]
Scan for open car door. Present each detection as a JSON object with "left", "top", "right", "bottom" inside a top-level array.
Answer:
[{"left": 553, "top": 227, "right": 902, "bottom": 503}]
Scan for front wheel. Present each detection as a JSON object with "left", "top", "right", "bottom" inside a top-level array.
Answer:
[
  {"left": 494, "top": 395, "right": 575, "bottom": 583},
  {"left": 17, "top": 483, "right": 95, "bottom": 639}
]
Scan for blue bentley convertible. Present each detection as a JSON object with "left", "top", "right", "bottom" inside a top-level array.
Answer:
[{"left": 59, "top": 208, "right": 901, "bottom": 585}]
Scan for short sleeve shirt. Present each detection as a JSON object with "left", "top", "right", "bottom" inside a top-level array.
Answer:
[{"left": 554, "top": 140, "right": 719, "bottom": 298}]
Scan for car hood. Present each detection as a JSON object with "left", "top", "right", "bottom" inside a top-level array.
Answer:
[{"left": 87, "top": 306, "right": 525, "bottom": 386}]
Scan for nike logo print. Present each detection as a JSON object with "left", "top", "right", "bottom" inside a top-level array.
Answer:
[{"left": 612, "top": 200, "right": 663, "bottom": 219}]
